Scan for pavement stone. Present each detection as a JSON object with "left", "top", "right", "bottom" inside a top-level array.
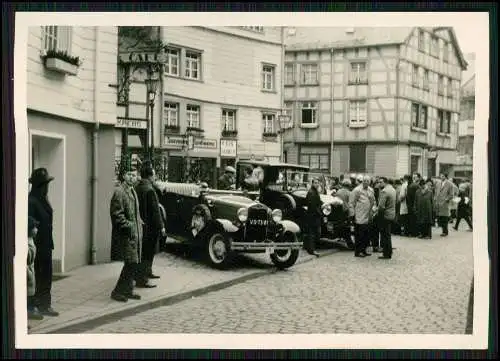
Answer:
[
  {"left": 28, "top": 243, "right": 331, "bottom": 334},
  {"left": 84, "top": 225, "right": 474, "bottom": 335}
]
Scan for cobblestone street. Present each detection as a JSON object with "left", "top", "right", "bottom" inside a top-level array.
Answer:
[{"left": 85, "top": 226, "right": 474, "bottom": 334}]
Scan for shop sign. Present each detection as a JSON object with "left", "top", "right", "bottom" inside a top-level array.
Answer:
[
  {"left": 116, "top": 117, "right": 147, "bottom": 129},
  {"left": 220, "top": 139, "right": 237, "bottom": 158},
  {"left": 164, "top": 136, "right": 218, "bottom": 150},
  {"left": 119, "top": 50, "right": 166, "bottom": 64}
]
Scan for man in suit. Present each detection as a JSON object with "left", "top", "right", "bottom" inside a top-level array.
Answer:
[
  {"left": 110, "top": 164, "right": 144, "bottom": 302},
  {"left": 434, "top": 173, "right": 455, "bottom": 237},
  {"left": 349, "top": 175, "right": 376, "bottom": 258},
  {"left": 406, "top": 173, "right": 421, "bottom": 237},
  {"left": 28, "top": 168, "right": 59, "bottom": 317},
  {"left": 376, "top": 177, "right": 397, "bottom": 259},
  {"left": 135, "top": 161, "right": 166, "bottom": 287},
  {"left": 304, "top": 178, "right": 322, "bottom": 257}
]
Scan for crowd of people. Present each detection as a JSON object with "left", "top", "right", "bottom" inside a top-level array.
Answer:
[{"left": 313, "top": 172, "right": 473, "bottom": 259}]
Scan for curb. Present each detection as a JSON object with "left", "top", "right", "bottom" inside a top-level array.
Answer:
[{"left": 42, "top": 248, "right": 340, "bottom": 334}]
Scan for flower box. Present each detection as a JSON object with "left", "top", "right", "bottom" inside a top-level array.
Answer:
[
  {"left": 221, "top": 130, "right": 238, "bottom": 138},
  {"left": 44, "top": 57, "right": 78, "bottom": 76}
]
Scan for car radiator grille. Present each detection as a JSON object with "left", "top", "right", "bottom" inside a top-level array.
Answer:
[{"left": 245, "top": 206, "right": 269, "bottom": 242}]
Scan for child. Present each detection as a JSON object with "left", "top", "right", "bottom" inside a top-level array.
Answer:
[{"left": 27, "top": 216, "right": 43, "bottom": 323}]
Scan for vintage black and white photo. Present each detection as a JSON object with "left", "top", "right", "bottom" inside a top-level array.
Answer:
[{"left": 13, "top": 12, "right": 489, "bottom": 350}]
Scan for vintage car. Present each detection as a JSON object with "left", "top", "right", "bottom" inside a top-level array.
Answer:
[
  {"left": 154, "top": 181, "right": 303, "bottom": 270},
  {"left": 234, "top": 160, "right": 354, "bottom": 248}
]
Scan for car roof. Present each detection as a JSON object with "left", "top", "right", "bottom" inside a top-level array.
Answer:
[{"left": 237, "top": 160, "right": 310, "bottom": 171}]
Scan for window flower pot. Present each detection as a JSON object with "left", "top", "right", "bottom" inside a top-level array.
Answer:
[
  {"left": 221, "top": 130, "right": 238, "bottom": 138},
  {"left": 44, "top": 57, "right": 78, "bottom": 76}
]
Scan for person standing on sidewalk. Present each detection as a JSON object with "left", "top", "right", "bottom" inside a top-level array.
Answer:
[
  {"left": 453, "top": 188, "right": 473, "bottom": 232},
  {"left": 406, "top": 173, "right": 421, "bottom": 237},
  {"left": 398, "top": 175, "right": 410, "bottom": 236},
  {"left": 349, "top": 175, "right": 376, "bottom": 258},
  {"left": 110, "top": 164, "right": 144, "bottom": 302},
  {"left": 335, "top": 179, "right": 355, "bottom": 250},
  {"left": 135, "top": 161, "right": 165, "bottom": 286},
  {"left": 27, "top": 216, "right": 43, "bottom": 322},
  {"left": 434, "top": 173, "right": 454, "bottom": 237},
  {"left": 304, "top": 178, "right": 322, "bottom": 257},
  {"left": 376, "top": 177, "right": 396, "bottom": 260},
  {"left": 28, "top": 168, "right": 59, "bottom": 317},
  {"left": 414, "top": 179, "right": 434, "bottom": 239}
]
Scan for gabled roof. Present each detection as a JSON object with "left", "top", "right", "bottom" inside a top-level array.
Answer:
[
  {"left": 431, "top": 27, "right": 468, "bottom": 70},
  {"left": 285, "top": 27, "right": 413, "bottom": 51}
]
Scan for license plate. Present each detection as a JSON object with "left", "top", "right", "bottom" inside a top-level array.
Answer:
[{"left": 249, "top": 219, "right": 268, "bottom": 226}]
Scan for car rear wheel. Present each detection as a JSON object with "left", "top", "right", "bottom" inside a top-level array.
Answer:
[
  {"left": 270, "top": 232, "right": 300, "bottom": 270},
  {"left": 205, "top": 233, "right": 232, "bottom": 269}
]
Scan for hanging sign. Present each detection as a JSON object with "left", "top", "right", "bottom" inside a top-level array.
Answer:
[
  {"left": 220, "top": 139, "right": 238, "bottom": 158},
  {"left": 116, "top": 117, "right": 147, "bottom": 129}
]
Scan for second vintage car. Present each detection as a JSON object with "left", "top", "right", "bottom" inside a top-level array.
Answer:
[{"left": 155, "top": 181, "right": 303, "bottom": 270}]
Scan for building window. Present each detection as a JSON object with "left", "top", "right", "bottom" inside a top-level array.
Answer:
[
  {"left": 423, "top": 69, "right": 430, "bottom": 90},
  {"left": 418, "top": 29, "right": 425, "bottom": 52},
  {"left": 349, "top": 62, "right": 367, "bottom": 84},
  {"left": 412, "top": 64, "right": 420, "bottom": 87},
  {"left": 241, "top": 26, "right": 264, "bottom": 33},
  {"left": 186, "top": 105, "right": 200, "bottom": 129},
  {"left": 443, "top": 42, "right": 449, "bottom": 63},
  {"left": 300, "top": 147, "right": 329, "bottom": 171},
  {"left": 262, "top": 64, "right": 275, "bottom": 91},
  {"left": 164, "top": 48, "right": 180, "bottom": 76},
  {"left": 438, "top": 75, "right": 444, "bottom": 95},
  {"left": 431, "top": 37, "right": 439, "bottom": 57},
  {"left": 438, "top": 109, "right": 452, "bottom": 134},
  {"left": 301, "top": 64, "right": 318, "bottom": 85},
  {"left": 349, "top": 144, "right": 366, "bottom": 173},
  {"left": 285, "top": 63, "right": 295, "bottom": 85},
  {"left": 411, "top": 103, "right": 427, "bottom": 129},
  {"left": 41, "top": 26, "right": 71, "bottom": 52},
  {"left": 185, "top": 51, "right": 201, "bottom": 80},
  {"left": 447, "top": 77, "right": 453, "bottom": 98},
  {"left": 222, "top": 109, "right": 237, "bottom": 132},
  {"left": 301, "top": 102, "right": 317, "bottom": 125},
  {"left": 349, "top": 100, "right": 367, "bottom": 127},
  {"left": 262, "top": 113, "right": 276, "bottom": 135},
  {"left": 163, "top": 102, "right": 179, "bottom": 127},
  {"left": 410, "top": 155, "right": 421, "bottom": 174}
]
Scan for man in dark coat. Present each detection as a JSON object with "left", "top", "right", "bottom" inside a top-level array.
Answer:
[
  {"left": 28, "top": 168, "right": 59, "bottom": 317},
  {"left": 414, "top": 179, "right": 434, "bottom": 239},
  {"left": 110, "top": 164, "right": 144, "bottom": 302},
  {"left": 406, "top": 173, "right": 421, "bottom": 237},
  {"left": 135, "top": 161, "right": 165, "bottom": 286},
  {"left": 376, "top": 177, "right": 397, "bottom": 259},
  {"left": 304, "top": 178, "right": 322, "bottom": 257}
]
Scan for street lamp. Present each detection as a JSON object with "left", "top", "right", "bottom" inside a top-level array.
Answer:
[
  {"left": 278, "top": 113, "right": 292, "bottom": 162},
  {"left": 144, "top": 66, "right": 161, "bottom": 159}
]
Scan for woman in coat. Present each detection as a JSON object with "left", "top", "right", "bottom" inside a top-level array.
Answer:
[{"left": 414, "top": 179, "right": 434, "bottom": 239}]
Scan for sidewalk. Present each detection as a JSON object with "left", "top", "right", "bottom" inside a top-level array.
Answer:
[{"left": 28, "top": 246, "right": 337, "bottom": 334}]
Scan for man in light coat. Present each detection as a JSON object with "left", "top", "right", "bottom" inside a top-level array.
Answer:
[
  {"left": 434, "top": 173, "right": 455, "bottom": 237},
  {"left": 110, "top": 164, "right": 144, "bottom": 302},
  {"left": 376, "top": 177, "right": 397, "bottom": 259},
  {"left": 349, "top": 175, "right": 376, "bottom": 258},
  {"left": 398, "top": 175, "right": 410, "bottom": 236}
]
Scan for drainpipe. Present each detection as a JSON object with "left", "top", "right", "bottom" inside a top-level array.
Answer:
[
  {"left": 280, "top": 26, "right": 285, "bottom": 162},
  {"left": 395, "top": 45, "right": 401, "bottom": 176},
  {"left": 90, "top": 26, "right": 102, "bottom": 265},
  {"left": 329, "top": 48, "right": 334, "bottom": 176}
]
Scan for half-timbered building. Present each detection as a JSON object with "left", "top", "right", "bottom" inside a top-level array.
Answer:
[{"left": 283, "top": 27, "right": 468, "bottom": 178}]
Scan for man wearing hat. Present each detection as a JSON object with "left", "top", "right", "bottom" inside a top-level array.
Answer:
[
  {"left": 134, "top": 160, "right": 165, "bottom": 286},
  {"left": 218, "top": 166, "right": 236, "bottom": 190},
  {"left": 28, "top": 168, "right": 59, "bottom": 317}
]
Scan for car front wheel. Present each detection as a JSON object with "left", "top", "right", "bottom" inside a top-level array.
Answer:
[
  {"left": 205, "top": 232, "right": 233, "bottom": 270},
  {"left": 270, "top": 232, "right": 300, "bottom": 270}
]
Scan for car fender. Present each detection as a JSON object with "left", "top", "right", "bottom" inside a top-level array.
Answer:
[
  {"left": 215, "top": 218, "right": 239, "bottom": 233},
  {"left": 278, "top": 219, "right": 301, "bottom": 234},
  {"left": 282, "top": 193, "right": 297, "bottom": 210}
]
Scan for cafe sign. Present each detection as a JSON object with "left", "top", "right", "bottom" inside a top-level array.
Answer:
[
  {"left": 119, "top": 50, "right": 167, "bottom": 64},
  {"left": 116, "top": 117, "right": 147, "bottom": 129},
  {"left": 220, "top": 139, "right": 237, "bottom": 158},
  {"left": 164, "top": 136, "right": 218, "bottom": 150}
]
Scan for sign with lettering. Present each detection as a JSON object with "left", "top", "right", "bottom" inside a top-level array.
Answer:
[
  {"left": 119, "top": 50, "right": 166, "bottom": 64},
  {"left": 116, "top": 118, "right": 147, "bottom": 129},
  {"left": 220, "top": 139, "right": 237, "bottom": 158},
  {"left": 164, "top": 136, "right": 218, "bottom": 150}
]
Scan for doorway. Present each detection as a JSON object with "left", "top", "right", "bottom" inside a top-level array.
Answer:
[{"left": 30, "top": 130, "right": 66, "bottom": 273}]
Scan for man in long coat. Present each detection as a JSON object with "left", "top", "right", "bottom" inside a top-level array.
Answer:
[
  {"left": 376, "top": 177, "right": 397, "bottom": 259},
  {"left": 304, "top": 178, "right": 322, "bottom": 257},
  {"left": 28, "top": 168, "right": 59, "bottom": 317},
  {"left": 414, "top": 179, "right": 434, "bottom": 239},
  {"left": 406, "top": 173, "right": 421, "bottom": 237},
  {"left": 110, "top": 165, "right": 144, "bottom": 302},
  {"left": 135, "top": 161, "right": 165, "bottom": 286},
  {"left": 349, "top": 175, "right": 376, "bottom": 257},
  {"left": 434, "top": 173, "right": 454, "bottom": 237}
]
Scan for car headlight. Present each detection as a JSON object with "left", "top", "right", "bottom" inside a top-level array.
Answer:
[
  {"left": 272, "top": 209, "right": 283, "bottom": 223},
  {"left": 237, "top": 208, "right": 248, "bottom": 222},
  {"left": 322, "top": 204, "right": 332, "bottom": 216}
]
